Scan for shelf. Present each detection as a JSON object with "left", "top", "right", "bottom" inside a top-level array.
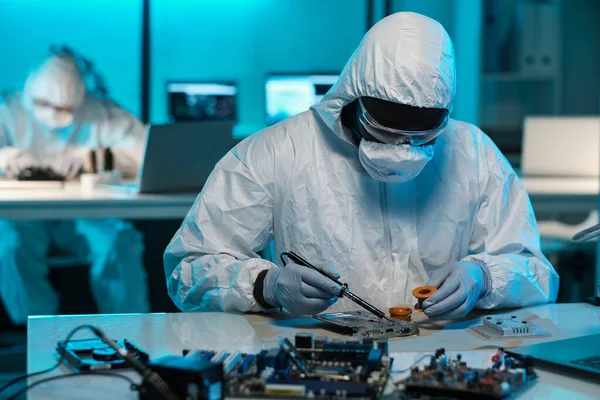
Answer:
[{"left": 481, "top": 73, "right": 556, "bottom": 82}]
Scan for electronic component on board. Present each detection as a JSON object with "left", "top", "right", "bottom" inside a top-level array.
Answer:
[
  {"left": 313, "top": 310, "right": 418, "bottom": 339},
  {"left": 55, "top": 338, "right": 149, "bottom": 371},
  {"left": 181, "top": 334, "right": 540, "bottom": 399},
  {"left": 396, "top": 347, "right": 538, "bottom": 399},
  {"left": 185, "top": 333, "right": 392, "bottom": 399},
  {"left": 470, "top": 315, "right": 551, "bottom": 339},
  {"left": 138, "top": 356, "right": 224, "bottom": 400}
]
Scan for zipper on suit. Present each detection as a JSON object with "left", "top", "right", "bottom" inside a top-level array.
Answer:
[{"left": 379, "top": 182, "right": 394, "bottom": 304}]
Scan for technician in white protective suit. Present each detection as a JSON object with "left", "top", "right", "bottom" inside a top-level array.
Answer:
[
  {"left": 164, "top": 13, "right": 559, "bottom": 320},
  {"left": 0, "top": 51, "right": 149, "bottom": 324}
]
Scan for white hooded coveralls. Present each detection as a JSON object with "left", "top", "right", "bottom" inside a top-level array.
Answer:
[
  {"left": 164, "top": 12, "right": 559, "bottom": 313},
  {"left": 0, "top": 54, "right": 149, "bottom": 323}
]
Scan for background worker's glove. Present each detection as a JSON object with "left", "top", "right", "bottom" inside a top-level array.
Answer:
[
  {"left": 422, "top": 261, "right": 491, "bottom": 320},
  {"left": 263, "top": 262, "right": 342, "bottom": 315},
  {"left": 0, "top": 149, "right": 38, "bottom": 178}
]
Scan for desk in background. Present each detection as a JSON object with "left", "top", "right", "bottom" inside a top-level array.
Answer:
[
  {"left": 0, "top": 183, "right": 199, "bottom": 314},
  {"left": 521, "top": 176, "right": 599, "bottom": 214},
  {"left": 0, "top": 183, "right": 197, "bottom": 220},
  {"left": 0, "top": 177, "right": 596, "bottom": 220},
  {"left": 23, "top": 303, "right": 600, "bottom": 399}
]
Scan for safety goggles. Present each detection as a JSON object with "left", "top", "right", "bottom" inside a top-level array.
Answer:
[{"left": 358, "top": 98, "right": 449, "bottom": 146}]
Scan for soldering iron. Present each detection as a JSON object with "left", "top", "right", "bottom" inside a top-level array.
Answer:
[{"left": 281, "top": 251, "right": 393, "bottom": 322}]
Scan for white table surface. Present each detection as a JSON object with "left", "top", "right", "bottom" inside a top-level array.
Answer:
[
  {"left": 22, "top": 303, "right": 600, "bottom": 399},
  {"left": 0, "top": 177, "right": 596, "bottom": 220},
  {"left": 0, "top": 183, "right": 197, "bottom": 220},
  {"left": 520, "top": 176, "right": 598, "bottom": 213}
]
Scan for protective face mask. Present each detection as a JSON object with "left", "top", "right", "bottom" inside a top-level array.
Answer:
[
  {"left": 358, "top": 139, "right": 434, "bottom": 183},
  {"left": 34, "top": 105, "right": 74, "bottom": 129}
]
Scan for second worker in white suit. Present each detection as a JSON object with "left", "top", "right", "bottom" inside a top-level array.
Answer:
[{"left": 0, "top": 50, "right": 149, "bottom": 323}]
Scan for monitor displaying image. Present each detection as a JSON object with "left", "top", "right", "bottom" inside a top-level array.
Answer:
[
  {"left": 265, "top": 74, "right": 339, "bottom": 125},
  {"left": 167, "top": 82, "right": 237, "bottom": 122}
]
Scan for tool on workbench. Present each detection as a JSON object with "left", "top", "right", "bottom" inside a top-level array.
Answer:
[
  {"left": 389, "top": 306, "right": 412, "bottom": 321},
  {"left": 280, "top": 251, "right": 393, "bottom": 322}
]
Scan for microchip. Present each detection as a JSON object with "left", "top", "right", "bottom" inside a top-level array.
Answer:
[
  {"left": 313, "top": 310, "right": 418, "bottom": 338},
  {"left": 264, "top": 383, "right": 306, "bottom": 397}
]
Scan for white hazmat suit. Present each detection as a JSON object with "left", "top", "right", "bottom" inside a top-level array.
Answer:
[
  {"left": 0, "top": 54, "right": 149, "bottom": 324},
  {"left": 164, "top": 13, "right": 558, "bottom": 314}
]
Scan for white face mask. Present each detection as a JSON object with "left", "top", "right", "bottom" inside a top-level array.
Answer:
[
  {"left": 33, "top": 105, "right": 74, "bottom": 129},
  {"left": 358, "top": 139, "right": 434, "bottom": 183}
]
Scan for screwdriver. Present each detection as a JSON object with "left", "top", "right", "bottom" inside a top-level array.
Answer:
[{"left": 282, "top": 251, "right": 393, "bottom": 322}]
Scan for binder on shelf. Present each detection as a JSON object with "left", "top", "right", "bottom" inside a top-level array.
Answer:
[
  {"left": 517, "top": 2, "right": 538, "bottom": 74},
  {"left": 536, "top": 4, "right": 559, "bottom": 75}
]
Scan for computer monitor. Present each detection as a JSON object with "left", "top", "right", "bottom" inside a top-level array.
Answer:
[
  {"left": 265, "top": 74, "right": 339, "bottom": 125},
  {"left": 167, "top": 82, "right": 238, "bottom": 122}
]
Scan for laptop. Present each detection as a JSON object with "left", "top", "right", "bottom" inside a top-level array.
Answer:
[
  {"left": 506, "top": 334, "right": 600, "bottom": 381},
  {"left": 105, "top": 122, "right": 236, "bottom": 194},
  {"left": 521, "top": 117, "right": 600, "bottom": 177}
]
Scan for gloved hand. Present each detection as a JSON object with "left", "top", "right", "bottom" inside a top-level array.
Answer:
[
  {"left": 2, "top": 150, "right": 38, "bottom": 178},
  {"left": 53, "top": 153, "right": 86, "bottom": 180},
  {"left": 263, "top": 262, "right": 342, "bottom": 315},
  {"left": 422, "top": 262, "right": 491, "bottom": 320}
]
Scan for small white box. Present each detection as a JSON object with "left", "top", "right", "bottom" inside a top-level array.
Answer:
[{"left": 80, "top": 171, "right": 122, "bottom": 193}]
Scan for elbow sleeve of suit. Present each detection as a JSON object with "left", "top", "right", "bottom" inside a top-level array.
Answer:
[
  {"left": 165, "top": 248, "right": 278, "bottom": 312},
  {"left": 465, "top": 254, "right": 558, "bottom": 309}
]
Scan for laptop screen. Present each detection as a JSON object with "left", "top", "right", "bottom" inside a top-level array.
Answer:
[
  {"left": 167, "top": 82, "right": 238, "bottom": 122},
  {"left": 265, "top": 74, "right": 339, "bottom": 125}
]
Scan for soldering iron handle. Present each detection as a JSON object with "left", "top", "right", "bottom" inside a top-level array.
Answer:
[
  {"left": 343, "top": 290, "right": 386, "bottom": 320},
  {"left": 286, "top": 252, "right": 344, "bottom": 286}
]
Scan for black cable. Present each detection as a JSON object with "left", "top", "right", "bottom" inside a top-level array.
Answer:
[
  {"left": 84, "top": 327, "right": 180, "bottom": 400},
  {"left": 0, "top": 324, "right": 96, "bottom": 395},
  {"left": 0, "top": 323, "right": 180, "bottom": 400},
  {"left": 6, "top": 371, "right": 139, "bottom": 400}
]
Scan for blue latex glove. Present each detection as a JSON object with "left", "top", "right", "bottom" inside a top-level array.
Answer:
[
  {"left": 422, "top": 262, "right": 491, "bottom": 320},
  {"left": 263, "top": 262, "right": 342, "bottom": 315}
]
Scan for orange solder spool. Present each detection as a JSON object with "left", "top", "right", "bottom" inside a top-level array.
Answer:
[
  {"left": 412, "top": 286, "right": 437, "bottom": 312},
  {"left": 389, "top": 306, "right": 412, "bottom": 321}
]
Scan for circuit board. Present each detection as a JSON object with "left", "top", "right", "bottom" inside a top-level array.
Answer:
[
  {"left": 396, "top": 348, "right": 538, "bottom": 399},
  {"left": 313, "top": 310, "right": 418, "bottom": 339},
  {"left": 182, "top": 339, "right": 537, "bottom": 399},
  {"left": 184, "top": 333, "right": 392, "bottom": 399}
]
